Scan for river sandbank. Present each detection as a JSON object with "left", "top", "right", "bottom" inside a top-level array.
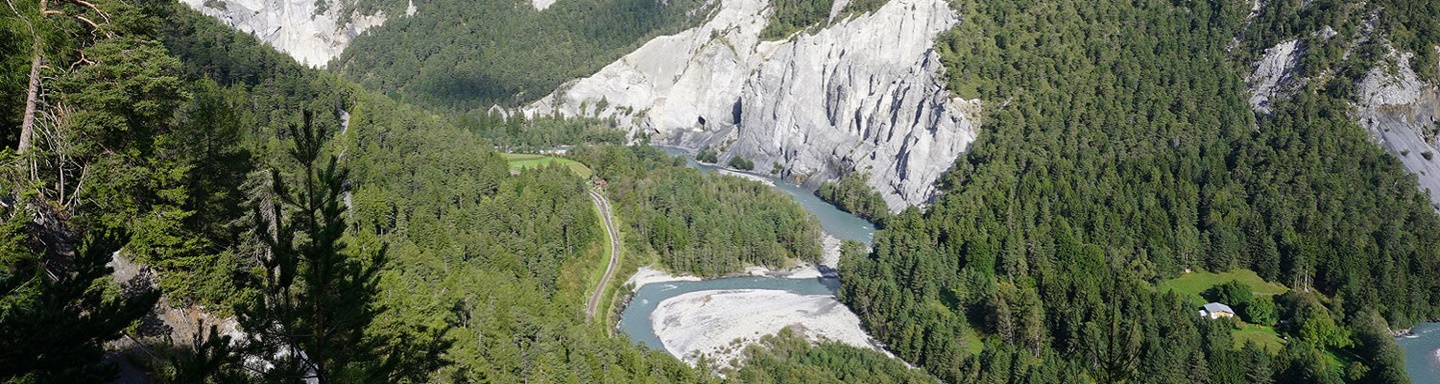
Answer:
[
  {"left": 650, "top": 289, "right": 878, "bottom": 365},
  {"left": 620, "top": 233, "right": 878, "bottom": 366}
]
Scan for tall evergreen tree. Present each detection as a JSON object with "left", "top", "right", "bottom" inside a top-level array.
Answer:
[
  {"left": 236, "top": 111, "right": 445, "bottom": 383},
  {"left": 0, "top": 212, "right": 160, "bottom": 383}
]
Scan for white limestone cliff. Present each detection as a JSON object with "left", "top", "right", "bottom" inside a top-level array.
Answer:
[
  {"left": 181, "top": 0, "right": 397, "bottom": 67},
  {"left": 1248, "top": 39, "right": 1300, "bottom": 114},
  {"left": 525, "top": 0, "right": 980, "bottom": 210},
  {"left": 1356, "top": 47, "right": 1440, "bottom": 207}
]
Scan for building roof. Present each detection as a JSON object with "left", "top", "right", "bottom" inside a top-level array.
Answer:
[{"left": 1203, "top": 302, "right": 1235, "bottom": 314}]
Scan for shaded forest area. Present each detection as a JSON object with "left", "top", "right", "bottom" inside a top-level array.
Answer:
[{"left": 333, "top": 0, "right": 712, "bottom": 110}]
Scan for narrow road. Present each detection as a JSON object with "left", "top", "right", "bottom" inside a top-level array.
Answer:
[{"left": 586, "top": 189, "right": 620, "bottom": 321}]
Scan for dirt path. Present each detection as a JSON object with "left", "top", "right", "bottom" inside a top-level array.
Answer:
[{"left": 586, "top": 189, "right": 620, "bottom": 321}]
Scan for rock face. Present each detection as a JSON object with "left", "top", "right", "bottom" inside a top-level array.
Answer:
[
  {"left": 1247, "top": 34, "right": 1440, "bottom": 208},
  {"left": 1356, "top": 48, "right": 1440, "bottom": 207},
  {"left": 526, "top": 0, "right": 980, "bottom": 210},
  {"left": 181, "top": 0, "right": 394, "bottom": 67},
  {"left": 108, "top": 252, "right": 243, "bottom": 347},
  {"left": 1247, "top": 39, "right": 1300, "bottom": 114}
]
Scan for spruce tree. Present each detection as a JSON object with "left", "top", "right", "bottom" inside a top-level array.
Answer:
[
  {"left": 235, "top": 111, "right": 449, "bottom": 383},
  {"left": 0, "top": 212, "right": 160, "bottom": 383}
]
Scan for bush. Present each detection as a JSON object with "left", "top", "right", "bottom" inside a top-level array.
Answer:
[
  {"left": 1246, "top": 296, "right": 1278, "bottom": 326},
  {"left": 728, "top": 156, "right": 755, "bottom": 170},
  {"left": 697, "top": 147, "right": 719, "bottom": 163},
  {"left": 1205, "top": 280, "right": 1253, "bottom": 308}
]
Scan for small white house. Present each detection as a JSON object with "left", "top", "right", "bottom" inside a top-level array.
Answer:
[{"left": 1199, "top": 302, "right": 1236, "bottom": 319}]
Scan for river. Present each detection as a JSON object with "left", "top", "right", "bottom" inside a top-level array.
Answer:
[
  {"left": 1400, "top": 323, "right": 1440, "bottom": 383},
  {"left": 654, "top": 146, "right": 875, "bottom": 244},
  {"left": 615, "top": 147, "right": 876, "bottom": 354}
]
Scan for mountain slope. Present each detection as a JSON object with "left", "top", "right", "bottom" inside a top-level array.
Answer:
[
  {"left": 332, "top": 0, "right": 712, "bottom": 109},
  {"left": 842, "top": 0, "right": 1440, "bottom": 382},
  {"left": 178, "top": 0, "right": 403, "bottom": 67},
  {"left": 187, "top": 0, "right": 973, "bottom": 210}
]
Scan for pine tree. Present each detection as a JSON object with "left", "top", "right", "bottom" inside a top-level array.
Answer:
[
  {"left": 164, "top": 323, "right": 246, "bottom": 384},
  {"left": 0, "top": 213, "right": 160, "bottom": 383},
  {"left": 234, "top": 111, "right": 447, "bottom": 383}
]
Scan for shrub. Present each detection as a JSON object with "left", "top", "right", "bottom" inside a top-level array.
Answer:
[
  {"left": 698, "top": 147, "right": 719, "bottom": 163},
  {"left": 728, "top": 156, "right": 755, "bottom": 170}
]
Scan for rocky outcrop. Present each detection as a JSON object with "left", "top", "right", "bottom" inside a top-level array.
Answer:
[
  {"left": 181, "top": 0, "right": 396, "bottom": 67},
  {"left": 526, "top": 0, "right": 980, "bottom": 210},
  {"left": 108, "top": 252, "right": 242, "bottom": 346},
  {"left": 1246, "top": 30, "right": 1440, "bottom": 209},
  {"left": 1356, "top": 47, "right": 1440, "bottom": 208},
  {"left": 1248, "top": 39, "right": 1300, "bottom": 114}
]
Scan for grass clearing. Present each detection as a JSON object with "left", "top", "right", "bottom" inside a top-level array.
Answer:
[
  {"left": 1163, "top": 269, "right": 1291, "bottom": 353},
  {"left": 1232, "top": 324, "right": 1284, "bottom": 352},
  {"left": 1161, "top": 269, "right": 1289, "bottom": 306},
  {"left": 503, "top": 153, "right": 594, "bottom": 179},
  {"left": 963, "top": 326, "right": 984, "bottom": 355}
]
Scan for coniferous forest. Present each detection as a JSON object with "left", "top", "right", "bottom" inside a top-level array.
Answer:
[
  {"left": 0, "top": 0, "right": 901, "bottom": 382},
  {"left": 332, "top": 0, "right": 713, "bottom": 110},
  {"left": 572, "top": 145, "right": 822, "bottom": 278},
  {"left": 5, "top": 0, "right": 1440, "bottom": 382},
  {"left": 842, "top": 0, "right": 1440, "bottom": 383}
]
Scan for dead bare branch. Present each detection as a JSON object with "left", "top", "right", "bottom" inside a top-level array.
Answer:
[
  {"left": 67, "top": 49, "right": 95, "bottom": 71},
  {"left": 72, "top": 14, "right": 107, "bottom": 36}
]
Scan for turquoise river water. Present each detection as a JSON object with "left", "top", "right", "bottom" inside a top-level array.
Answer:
[
  {"left": 1400, "top": 322, "right": 1440, "bottom": 383},
  {"left": 616, "top": 147, "right": 875, "bottom": 352}
]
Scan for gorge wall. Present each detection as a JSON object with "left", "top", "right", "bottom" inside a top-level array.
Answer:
[
  {"left": 525, "top": 0, "right": 980, "bottom": 210},
  {"left": 1355, "top": 48, "right": 1440, "bottom": 208},
  {"left": 178, "top": 0, "right": 406, "bottom": 67}
]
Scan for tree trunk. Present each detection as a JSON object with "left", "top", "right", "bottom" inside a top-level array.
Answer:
[{"left": 18, "top": 51, "right": 41, "bottom": 154}]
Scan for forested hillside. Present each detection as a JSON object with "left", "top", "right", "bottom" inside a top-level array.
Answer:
[
  {"left": 13, "top": 0, "right": 1440, "bottom": 381},
  {"left": 843, "top": 0, "right": 1440, "bottom": 383},
  {"left": 1, "top": 0, "right": 928, "bottom": 381},
  {"left": 332, "top": 0, "right": 711, "bottom": 110},
  {"left": 466, "top": 112, "right": 627, "bottom": 151},
  {"left": 3, "top": 0, "right": 703, "bottom": 380}
]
